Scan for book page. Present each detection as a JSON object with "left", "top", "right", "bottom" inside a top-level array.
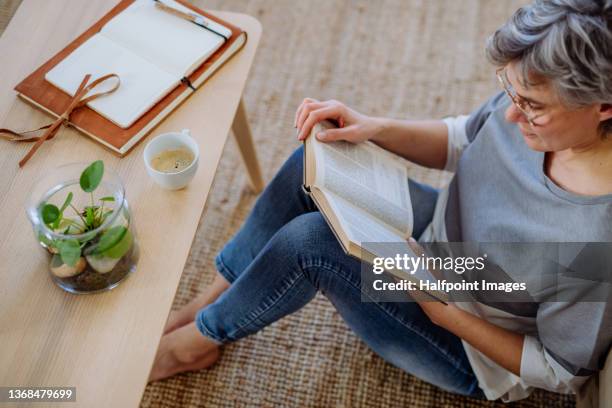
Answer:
[
  {"left": 312, "top": 134, "right": 413, "bottom": 236},
  {"left": 45, "top": 34, "right": 177, "bottom": 129},
  {"left": 324, "top": 190, "right": 444, "bottom": 301},
  {"left": 101, "top": 0, "right": 225, "bottom": 77},
  {"left": 323, "top": 190, "right": 405, "bottom": 243}
]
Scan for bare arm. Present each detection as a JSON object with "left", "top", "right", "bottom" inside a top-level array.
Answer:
[
  {"left": 404, "top": 239, "right": 524, "bottom": 375},
  {"left": 421, "top": 301, "right": 524, "bottom": 375},
  {"left": 295, "top": 98, "right": 449, "bottom": 170},
  {"left": 370, "top": 118, "right": 449, "bottom": 170}
]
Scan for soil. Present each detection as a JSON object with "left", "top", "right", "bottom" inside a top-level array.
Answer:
[{"left": 53, "top": 244, "right": 138, "bottom": 293}]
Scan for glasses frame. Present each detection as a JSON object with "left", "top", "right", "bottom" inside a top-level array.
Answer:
[{"left": 496, "top": 68, "right": 546, "bottom": 127}]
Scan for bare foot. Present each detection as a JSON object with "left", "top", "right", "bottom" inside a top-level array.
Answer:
[
  {"left": 163, "top": 310, "right": 188, "bottom": 335},
  {"left": 163, "top": 273, "right": 230, "bottom": 334},
  {"left": 149, "top": 322, "right": 221, "bottom": 382}
]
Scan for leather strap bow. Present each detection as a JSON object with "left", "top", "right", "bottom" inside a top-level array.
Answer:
[{"left": 0, "top": 73, "right": 120, "bottom": 167}]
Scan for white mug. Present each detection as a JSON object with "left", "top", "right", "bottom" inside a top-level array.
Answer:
[{"left": 143, "top": 129, "right": 200, "bottom": 190}]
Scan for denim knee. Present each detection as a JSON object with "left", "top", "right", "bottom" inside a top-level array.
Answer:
[
  {"left": 274, "top": 213, "right": 362, "bottom": 291},
  {"left": 270, "top": 145, "right": 305, "bottom": 193},
  {"left": 213, "top": 145, "right": 317, "bottom": 283},
  {"left": 269, "top": 213, "right": 333, "bottom": 259}
]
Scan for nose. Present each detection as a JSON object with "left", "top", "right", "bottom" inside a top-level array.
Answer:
[{"left": 505, "top": 104, "right": 528, "bottom": 124}]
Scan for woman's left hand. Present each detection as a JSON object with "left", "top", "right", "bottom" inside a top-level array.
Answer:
[
  {"left": 405, "top": 236, "right": 456, "bottom": 327},
  {"left": 405, "top": 239, "right": 524, "bottom": 375},
  {"left": 418, "top": 299, "right": 457, "bottom": 327}
]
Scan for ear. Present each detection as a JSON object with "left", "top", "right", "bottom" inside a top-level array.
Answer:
[{"left": 598, "top": 103, "right": 612, "bottom": 122}]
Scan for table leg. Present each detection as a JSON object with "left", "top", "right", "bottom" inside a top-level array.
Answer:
[{"left": 232, "top": 97, "right": 264, "bottom": 193}]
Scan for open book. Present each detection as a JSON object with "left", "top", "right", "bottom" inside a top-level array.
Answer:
[
  {"left": 303, "top": 121, "right": 446, "bottom": 302},
  {"left": 45, "top": 0, "right": 229, "bottom": 129}
]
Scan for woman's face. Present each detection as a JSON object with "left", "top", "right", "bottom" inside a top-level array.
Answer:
[{"left": 503, "top": 62, "right": 605, "bottom": 153}]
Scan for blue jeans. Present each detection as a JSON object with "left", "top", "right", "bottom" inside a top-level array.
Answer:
[{"left": 196, "top": 146, "right": 483, "bottom": 397}]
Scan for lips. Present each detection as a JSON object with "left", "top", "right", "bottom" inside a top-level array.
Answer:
[{"left": 519, "top": 127, "right": 537, "bottom": 139}]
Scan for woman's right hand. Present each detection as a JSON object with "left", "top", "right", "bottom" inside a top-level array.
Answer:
[{"left": 294, "top": 98, "right": 385, "bottom": 144}]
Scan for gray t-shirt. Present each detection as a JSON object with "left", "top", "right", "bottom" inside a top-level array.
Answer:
[{"left": 421, "top": 93, "right": 612, "bottom": 401}]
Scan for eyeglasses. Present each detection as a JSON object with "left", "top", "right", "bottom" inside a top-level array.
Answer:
[{"left": 496, "top": 68, "right": 546, "bottom": 127}]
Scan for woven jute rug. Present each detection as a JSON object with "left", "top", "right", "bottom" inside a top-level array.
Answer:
[{"left": 1, "top": 0, "right": 576, "bottom": 406}]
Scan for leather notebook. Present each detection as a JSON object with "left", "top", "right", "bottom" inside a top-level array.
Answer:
[{"left": 14, "top": 0, "right": 247, "bottom": 156}]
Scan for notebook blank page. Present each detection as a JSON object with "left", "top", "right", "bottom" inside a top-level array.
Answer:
[
  {"left": 101, "top": 0, "right": 225, "bottom": 77},
  {"left": 45, "top": 34, "right": 177, "bottom": 129}
]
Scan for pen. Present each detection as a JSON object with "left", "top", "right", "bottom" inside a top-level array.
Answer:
[{"left": 153, "top": 0, "right": 229, "bottom": 41}]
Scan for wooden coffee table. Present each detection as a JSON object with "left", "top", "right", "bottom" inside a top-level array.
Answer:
[{"left": 0, "top": 1, "right": 262, "bottom": 407}]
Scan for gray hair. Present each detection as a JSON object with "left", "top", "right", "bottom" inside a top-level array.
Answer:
[{"left": 485, "top": 0, "right": 612, "bottom": 135}]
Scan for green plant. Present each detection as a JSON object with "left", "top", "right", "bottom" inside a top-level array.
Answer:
[{"left": 40, "top": 160, "right": 132, "bottom": 268}]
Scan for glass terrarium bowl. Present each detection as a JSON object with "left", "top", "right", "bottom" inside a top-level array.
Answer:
[{"left": 26, "top": 163, "right": 139, "bottom": 294}]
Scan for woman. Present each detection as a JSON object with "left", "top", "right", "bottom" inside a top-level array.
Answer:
[{"left": 149, "top": 0, "right": 612, "bottom": 402}]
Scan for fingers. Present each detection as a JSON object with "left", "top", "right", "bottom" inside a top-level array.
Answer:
[
  {"left": 296, "top": 101, "right": 326, "bottom": 131},
  {"left": 406, "top": 237, "right": 425, "bottom": 256},
  {"left": 315, "top": 126, "right": 355, "bottom": 142},
  {"left": 295, "top": 98, "right": 317, "bottom": 126},
  {"left": 297, "top": 105, "right": 342, "bottom": 140},
  {"left": 294, "top": 97, "right": 319, "bottom": 128}
]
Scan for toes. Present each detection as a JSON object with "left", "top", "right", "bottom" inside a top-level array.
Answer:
[{"left": 148, "top": 347, "right": 220, "bottom": 382}]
